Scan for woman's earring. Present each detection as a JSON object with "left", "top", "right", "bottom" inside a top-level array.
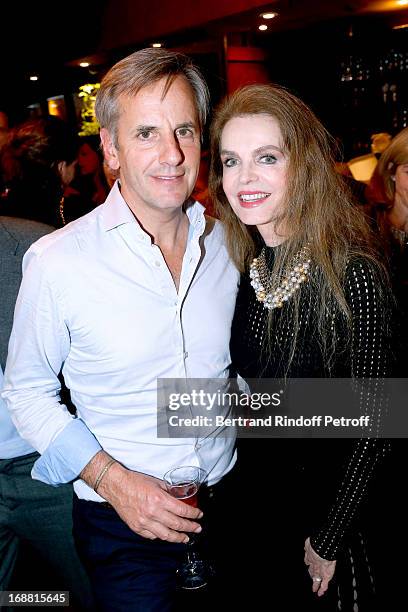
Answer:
[{"left": 391, "top": 176, "right": 396, "bottom": 182}]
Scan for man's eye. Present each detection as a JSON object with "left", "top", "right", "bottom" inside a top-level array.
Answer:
[
  {"left": 138, "top": 131, "right": 152, "bottom": 140},
  {"left": 176, "top": 128, "right": 193, "bottom": 138},
  {"left": 223, "top": 158, "right": 238, "bottom": 168}
]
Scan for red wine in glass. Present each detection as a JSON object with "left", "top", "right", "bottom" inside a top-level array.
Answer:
[
  {"left": 163, "top": 466, "right": 212, "bottom": 589},
  {"left": 168, "top": 481, "right": 198, "bottom": 507}
]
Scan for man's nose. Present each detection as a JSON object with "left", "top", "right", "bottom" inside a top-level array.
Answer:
[{"left": 159, "top": 134, "right": 184, "bottom": 166}]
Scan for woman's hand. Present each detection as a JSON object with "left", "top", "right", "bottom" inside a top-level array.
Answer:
[{"left": 304, "top": 537, "right": 336, "bottom": 596}]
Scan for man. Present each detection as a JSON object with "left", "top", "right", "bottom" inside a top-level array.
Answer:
[
  {"left": 3, "top": 49, "right": 239, "bottom": 610},
  {"left": 0, "top": 217, "right": 93, "bottom": 610}
]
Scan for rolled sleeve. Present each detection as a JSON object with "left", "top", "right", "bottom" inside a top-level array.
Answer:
[{"left": 32, "top": 418, "right": 102, "bottom": 485}]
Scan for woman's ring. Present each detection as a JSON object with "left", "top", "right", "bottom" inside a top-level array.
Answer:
[{"left": 313, "top": 576, "right": 323, "bottom": 583}]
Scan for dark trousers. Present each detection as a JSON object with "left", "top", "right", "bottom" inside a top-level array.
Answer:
[
  {"left": 73, "top": 497, "right": 187, "bottom": 612},
  {"left": 72, "top": 470, "right": 237, "bottom": 612}
]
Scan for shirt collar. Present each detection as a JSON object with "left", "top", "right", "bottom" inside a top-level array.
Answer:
[
  {"left": 101, "top": 180, "right": 207, "bottom": 238},
  {"left": 101, "top": 181, "right": 137, "bottom": 232}
]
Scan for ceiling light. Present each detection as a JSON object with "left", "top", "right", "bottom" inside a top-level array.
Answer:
[
  {"left": 152, "top": 43, "right": 162, "bottom": 48},
  {"left": 29, "top": 75, "right": 38, "bottom": 81},
  {"left": 261, "top": 12, "right": 278, "bottom": 19},
  {"left": 79, "top": 62, "right": 90, "bottom": 68},
  {"left": 258, "top": 24, "right": 268, "bottom": 31},
  {"left": 396, "top": 1, "right": 408, "bottom": 6}
]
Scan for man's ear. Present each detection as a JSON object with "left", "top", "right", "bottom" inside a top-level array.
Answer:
[{"left": 100, "top": 128, "right": 120, "bottom": 171}]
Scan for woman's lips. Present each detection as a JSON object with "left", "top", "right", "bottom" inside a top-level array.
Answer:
[{"left": 237, "top": 191, "right": 271, "bottom": 208}]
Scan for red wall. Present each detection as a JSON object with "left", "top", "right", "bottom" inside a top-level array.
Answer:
[{"left": 226, "top": 46, "right": 269, "bottom": 92}]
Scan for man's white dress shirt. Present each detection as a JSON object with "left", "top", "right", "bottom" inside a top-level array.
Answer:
[{"left": 3, "top": 182, "right": 239, "bottom": 500}]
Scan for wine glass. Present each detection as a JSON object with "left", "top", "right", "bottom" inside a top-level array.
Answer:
[{"left": 163, "top": 465, "right": 213, "bottom": 590}]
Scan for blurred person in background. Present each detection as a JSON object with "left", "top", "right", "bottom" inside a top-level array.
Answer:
[
  {"left": 0, "top": 217, "right": 94, "bottom": 609},
  {"left": 364, "top": 125, "right": 408, "bottom": 610},
  {"left": 63, "top": 135, "right": 110, "bottom": 224},
  {"left": 367, "top": 127, "right": 408, "bottom": 250},
  {"left": 366, "top": 126, "right": 408, "bottom": 368},
  {"left": 0, "top": 116, "right": 78, "bottom": 227},
  {"left": 68, "top": 135, "right": 109, "bottom": 202},
  {"left": 0, "top": 117, "right": 93, "bottom": 609}
]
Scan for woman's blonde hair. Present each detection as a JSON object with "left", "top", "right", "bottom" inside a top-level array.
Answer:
[
  {"left": 209, "top": 84, "right": 384, "bottom": 369},
  {"left": 366, "top": 127, "right": 408, "bottom": 254},
  {"left": 369, "top": 126, "right": 408, "bottom": 206}
]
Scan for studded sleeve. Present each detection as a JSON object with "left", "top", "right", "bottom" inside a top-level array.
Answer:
[{"left": 310, "top": 260, "right": 391, "bottom": 560}]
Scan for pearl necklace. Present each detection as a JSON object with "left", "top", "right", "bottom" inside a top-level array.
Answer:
[{"left": 249, "top": 245, "right": 311, "bottom": 310}]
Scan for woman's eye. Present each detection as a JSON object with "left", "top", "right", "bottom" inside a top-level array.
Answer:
[
  {"left": 259, "top": 154, "right": 277, "bottom": 164},
  {"left": 223, "top": 158, "right": 238, "bottom": 168}
]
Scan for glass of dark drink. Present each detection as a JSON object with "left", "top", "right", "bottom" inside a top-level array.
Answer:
[{"left": 163, "top": 465, "right": 212, "bottom": 590}]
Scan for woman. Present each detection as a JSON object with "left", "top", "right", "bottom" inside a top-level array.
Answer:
[
  {"left": 209, "top": 85, "right": 393, "bottom": 609},
  {"left": 62, "top": 135, "right": 110, "bottom": 224},
  {"left": 366, "top": 127, "right": 408, "bottom": 348},
  {"left": 0, "top": 116, "right": 78, "bottom": 227},
  {"left": 69, "top": 135, "right": 109, "bottom": 202}
]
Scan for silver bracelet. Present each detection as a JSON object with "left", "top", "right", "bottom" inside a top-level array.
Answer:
[{"left": 94, "top": 458, "right": 117, "bottom": 493}]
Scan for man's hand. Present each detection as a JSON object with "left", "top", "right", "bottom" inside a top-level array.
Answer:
[
  {"left": 304, "top": 537, "right": 336, "bottom": 597},
  {"left": 80, "top": 451, "right": 203, "bottom": 543}
]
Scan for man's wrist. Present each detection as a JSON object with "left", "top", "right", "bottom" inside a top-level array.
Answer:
[
  {"left": 80, "top": 450, "right": 130, "bottom": 502},
  {"left": 94, "top": 457, "right": 117, "bottom": 493},
  {"left": 96, "top": 460, "right": 128, "bottom": 502},
  {"left": 80, "top": 450, "right": 111, "bottom": 488}
]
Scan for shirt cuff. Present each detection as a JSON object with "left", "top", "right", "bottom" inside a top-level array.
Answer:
[{"left": 31, "top": 419, "right": 102, "bottom": 486}]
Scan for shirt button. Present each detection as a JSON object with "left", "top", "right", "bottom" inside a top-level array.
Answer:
[{"left": 155, "top": 261, "right": 161, "bottom": 267}]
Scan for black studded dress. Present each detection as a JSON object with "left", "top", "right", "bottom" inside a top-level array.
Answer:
[{"left": 227, "top": 245, "right": 394, "bottom": 610}]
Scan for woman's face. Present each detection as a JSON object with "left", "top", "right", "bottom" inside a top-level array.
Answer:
[
  {"left": 78, "top": 142, "right": 99, "bottom": 175},
  {"left": 220, "top": 114, "right": 289, "bottom": 245},
  {"left": 395, "top": 162, "right": 408, "bottom": 207}
]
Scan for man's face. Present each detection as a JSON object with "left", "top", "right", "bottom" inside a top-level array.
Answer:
[{"left": 101, "top": 76, "right": 201, "bottom": 215}]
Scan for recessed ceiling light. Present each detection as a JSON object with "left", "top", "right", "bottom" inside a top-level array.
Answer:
[
  {"left": 258, "top": 24, "right": 268, "bottom": 31},
  {"left": 261, "top": 12, "right": 278, "bottom": 19},
  {"left": 29, "top": 75, "right": 38, "bottom": 81},
  {"left": 152, "top": 43, "right": 162, "bottom": 48},
  {"left": 396, "top": 0, "right": 408, "bottom": 6},
  {"left": 79, "top": 62, "right": 90, "bottom": 68}
]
